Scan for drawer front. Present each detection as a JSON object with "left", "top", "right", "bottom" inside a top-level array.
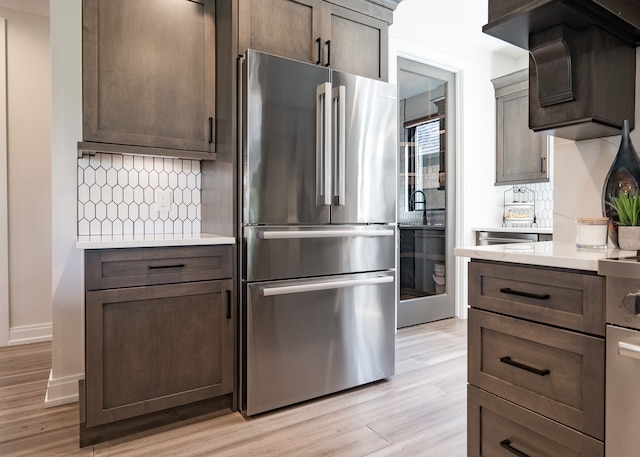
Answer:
[
  {"left": 468, "top": 385, "right": 603, "bottom": 457},
  {"left": 85, "top": 245, "right": 232, "bottom": 290},
  {"left": 468, "top": 260, "right": 605, "bottom": 335},
  {"left": 468, "top": 308, "right": 604, "bottom": 440}
]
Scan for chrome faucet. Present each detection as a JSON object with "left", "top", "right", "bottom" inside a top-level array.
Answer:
[{"left": 409, "top": 190, "right": 428, "bottom": 225}]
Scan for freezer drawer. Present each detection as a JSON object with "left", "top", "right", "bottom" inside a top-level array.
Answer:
[
  {"left": 244, "top": 225, "right": 395, "bottom": 281},
  {"left": 244, "top": 271, "right": 395, "bottom": 415}
]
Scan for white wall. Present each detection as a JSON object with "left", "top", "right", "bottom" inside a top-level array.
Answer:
[
  {"left": 47, "top": 0, "right": 83, "bottom": 407},
  {"left": 390, "top": 0, "right": 524, "bottom": 318},
  {"left": 553, "top": 48, "right": 640, "bottom": 243},
  {"left": 0, "top": 5, "right": 52, "bottom": 346}
]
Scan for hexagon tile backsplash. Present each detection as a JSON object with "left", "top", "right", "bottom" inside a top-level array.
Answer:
[{"left": 77, "top": 153, "right": 201, "bottom": 236}]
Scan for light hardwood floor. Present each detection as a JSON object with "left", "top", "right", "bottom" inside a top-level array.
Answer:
[{"left": 0, "top": 318, "right": 467, "bottom": 456}]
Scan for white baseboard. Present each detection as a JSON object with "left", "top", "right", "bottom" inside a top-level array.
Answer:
[
  {"left": 9, "top": 323, "right": 52, "bottom": 346},
  {"left": 45, "top": 369, "right": 82, "bottom": 408}
]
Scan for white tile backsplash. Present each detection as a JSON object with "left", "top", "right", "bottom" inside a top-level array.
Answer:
[{"left": 77, "top": 153, "right": 201, "bottom": 236}]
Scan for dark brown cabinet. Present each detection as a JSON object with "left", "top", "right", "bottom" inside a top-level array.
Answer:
[
  {"left": 483, "top": 0, "right": 640, "bottom": 140},
  {"left": 80, "top": 245, "right": 234, "bottom": 445},
  {"left": 236, "top": 0, "right": 392, "bottom": 80},
  {"left": 467, "top": 260, "right": 605, "bottom": 456},
  {"left": 492, "top": 69, "right": 549, "bottom": 185},
  {"left": 81, "top": 0, "right": 216, "bottom": 160}
]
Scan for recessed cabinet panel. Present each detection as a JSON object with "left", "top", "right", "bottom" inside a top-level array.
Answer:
[
  {"left": 82, "top": 0, "right": 215, "bottom": 156},
  {"left": 493, "top": 70, "right": 548, "bottom": 185}
]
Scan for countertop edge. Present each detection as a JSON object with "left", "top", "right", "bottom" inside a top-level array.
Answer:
[
  {"left": 76, "top": 233, "right": 236, "bottom": 249},
  {"left": 454, "top": 240, "right": 629, "bottom": 272},
  {"left": 472, "top": 226, "right": 553, "bottom": 234}
]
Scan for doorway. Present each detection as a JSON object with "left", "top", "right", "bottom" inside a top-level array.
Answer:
[{"left": 397, "top": 58, "right": 456, "bottom": 328}]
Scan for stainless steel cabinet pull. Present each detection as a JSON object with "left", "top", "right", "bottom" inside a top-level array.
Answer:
[
  {"left": 618, "top": 341, "right": 640, "bottom": 360},
  {"left": 332, "top": 85, "right": 346, "bottom": 206},
  {"left": 500, "top": 356, "right": 550, "bottom": 376},
  {"left": 258, "top": 229, "right": 394, "bottom": 240},
  {"left": 261, "top": 276, "right": 393, "bottom": 297},
  {"left": 316, "top": 82, "right": 332, "bottom": 206},
  {"left": 500, "top": 439, "right": 530, "bottom": 457},
  {"left": 500, "top": 287, "right": 550, "bottom": 300},
  {"left": 148, "top": 264, "right": 185, "bottom": 270}
]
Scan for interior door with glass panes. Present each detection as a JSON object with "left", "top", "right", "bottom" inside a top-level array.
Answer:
[{"left": 397, "top": 58, "right": 455, "bottom": 328}]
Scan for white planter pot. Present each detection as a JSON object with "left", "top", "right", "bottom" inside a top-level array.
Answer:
[{"left": 617, "top": 226, "right": 640, "bottom": 250}]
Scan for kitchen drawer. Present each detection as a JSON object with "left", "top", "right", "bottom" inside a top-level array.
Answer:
[
  {"left": 468, "top": 308, "right": 604, "bottom": 440},
  {"left": 85, "top": 245, "right": 232, "bottom": 290},
  {"left": 468, "top": 260, "right": 605, "bottom": 336},
  {"left": 468, "top": 385, "right": 603, "bottom": 457}
]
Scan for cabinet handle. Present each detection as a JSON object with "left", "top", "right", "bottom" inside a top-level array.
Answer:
[
  {"left": 208, "top": 116, "right": 213, "bottom": 144},
  {"left": 226, "top": 290, "right": 231, "bottom": 319},
  {"left": 148, "top": 264, "right": 185, "bottom": 270},
  {"left": 316, "top": 37, "right": 322, "bottom": 65},
  {"left": 541, "top": 156, "right": 546, "bottom": 173},
  {"left": 500, "top": 287, "right": 550, "bottom": 300},
  {"left": 500, "top": 356, "right": 550, "bottom": 376},
  {"left": 325, "top": 40, "right": 331, "bottom": 67},
  {"left": 500, "top": 439, "right": 530, "bottom": 457}
]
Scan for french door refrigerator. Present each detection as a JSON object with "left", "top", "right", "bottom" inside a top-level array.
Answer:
[{"left": 239, "top": 50, "right": 397, "bottom": 415}]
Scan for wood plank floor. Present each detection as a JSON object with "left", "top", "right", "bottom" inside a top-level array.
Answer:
[{"left": 0, "top": 318, "right": 467, "bottom": 456}]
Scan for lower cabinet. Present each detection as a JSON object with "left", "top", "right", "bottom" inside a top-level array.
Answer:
[
  {"left": 467, "top": 259, "right": 605, "bottom": 456},
  {"left": 80, "top": 245, "right": 234, "bottom": 445}
]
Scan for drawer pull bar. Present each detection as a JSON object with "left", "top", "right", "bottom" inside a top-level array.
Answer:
[
  {"left": 500, "top": 439, "right": 530, "bottom": 457},
  {"left": 500, "top": 356, "right": 550, "bottom": 376},
  {"left": 500, "top": 287, "right": 550, "bottom": 300},
  {"left": 148, "top": 264, "right": 185, "bottom": 270}
]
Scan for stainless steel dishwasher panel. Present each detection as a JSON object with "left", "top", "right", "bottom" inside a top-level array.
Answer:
[
  {"left": 606, "top": 324, "right": 640, "bottom": 457},
  {"left": 244, "top": 271, "right": 396, "bottom": 416}
]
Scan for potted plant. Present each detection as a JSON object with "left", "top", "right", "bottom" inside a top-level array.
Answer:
[{"left": 607, "top": 193, "right": 640, "bottom": 250}]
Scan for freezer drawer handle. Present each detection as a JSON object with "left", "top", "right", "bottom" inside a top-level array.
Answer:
[
  {"left": 261, "top": 275, "right": 393, "bottom": 297},
  {"left": 258, "top": 229, "right": 394, "bottom": 239},
  {"left": 500, "top": 287, "right": 550, "bottom": 301},
  {"left": 618, "top": 341, "right": 640, "bottom": 360},
  {"left": 500, "top": 356, "right": 550, "bottom": 376},
  {"left": 500, "top": 439, "right": 530, "bottom": 457}
]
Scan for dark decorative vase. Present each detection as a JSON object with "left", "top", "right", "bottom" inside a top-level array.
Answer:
[{"left": 602, "top": 119, "right": 640, "bottom": 247}]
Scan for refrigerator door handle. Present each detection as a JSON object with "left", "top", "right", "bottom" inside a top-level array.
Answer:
[
  {"left": 261, "top": 275, "right": 394, "bottom": 297},
  {"left": 257, "top": 228, "right": 394, "bottom": 239},
  {"left": 316, "top": 82, "right": 332, "bottom": 206},
  {"left": 332, "top": 85, "right": 346, "bottom": 206}
]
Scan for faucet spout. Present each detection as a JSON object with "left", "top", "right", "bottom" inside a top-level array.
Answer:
[{"left": 409, "top": 190, "right": 428, "bottom": 225}]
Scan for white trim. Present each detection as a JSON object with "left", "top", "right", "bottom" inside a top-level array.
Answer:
[
  {"left": 391, "top": 37, "right": 470, "bottom": 320},
  {"left": 0, "top": 17, "right": 9, "bottom": 346},
  {"left": 44, "top": 370, "right": 81, "bottom": 408},
  {"left": 8, "top": 323, "right": 52, "bottom": 346}
]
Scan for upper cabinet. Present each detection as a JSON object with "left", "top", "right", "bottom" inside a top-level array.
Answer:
[
  {"left": 493, "top": 69, "right": 549, "bottom": 185},
  {"left": 483, "top": 0, "right": 640, "bottom": 141},
  {"left": 237, "top": 0, "right": 394, "bottom": 80},
  {"left": 81, "top": 0, "right": 216, "bottom": 160}
]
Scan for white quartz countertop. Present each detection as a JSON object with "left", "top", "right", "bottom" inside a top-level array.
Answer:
[
  {"left": 454, "top": 240, "right": 634, "bottom": 272},
  {"left": 473, "top": 226, "right": 553, "bottom": 234},
  {"left": 76, "top": 233, "right": 236, "bottom": 249}
]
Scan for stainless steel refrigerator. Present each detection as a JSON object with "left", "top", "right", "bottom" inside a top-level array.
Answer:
[{"left": 239, "top": 50, "right": 397, "bottom": 415}]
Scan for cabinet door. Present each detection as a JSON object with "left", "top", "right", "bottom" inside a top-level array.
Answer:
[
  {"left": 83, "top": 0, "right": 215, "bottom": 154},
  {"left": 495, "top": 88, "right": 549, "bottom": 184},
  {"left": 238, "top": 0, "right": 322, "bottom": 65},
  {"left": 322, "top": 2, "right": 388, "bottom": 80},
  {"left": 85, "top": 280, "right": 233, "bottom": 427}
]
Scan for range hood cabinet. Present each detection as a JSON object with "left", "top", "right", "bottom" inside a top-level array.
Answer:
[{"left": 484, "top": 0, "right": 640, "bottom": 141}]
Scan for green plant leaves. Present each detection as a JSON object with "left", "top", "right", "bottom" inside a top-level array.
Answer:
[{"left": 607, "top": 193, "right": 640, "bottom": 226}]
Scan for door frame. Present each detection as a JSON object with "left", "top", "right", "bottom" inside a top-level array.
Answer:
[
  {"left": 392, "top": 38, "right": 469, "bottom": 322},
  {"left": 0, "top": 17, "right": 9, "bottom": 346}
]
